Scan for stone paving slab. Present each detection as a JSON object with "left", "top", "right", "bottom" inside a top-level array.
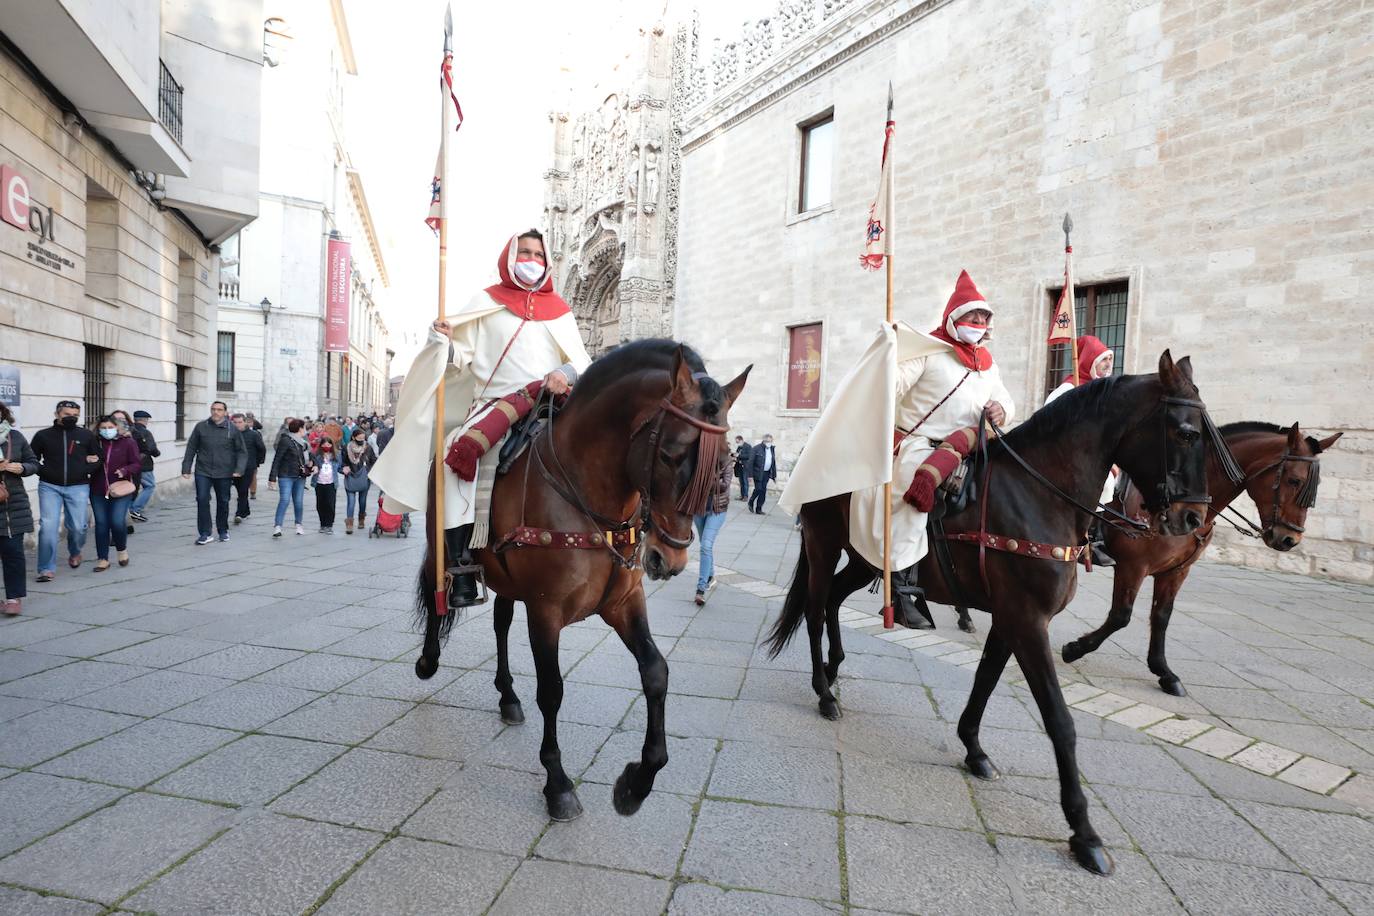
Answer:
[{"left": 0, "top": 496, "right": 1371, "bottom": 913}]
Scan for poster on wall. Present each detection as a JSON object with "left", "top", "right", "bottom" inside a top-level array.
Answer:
[
  {"left": 785, "top": 323, "right": 823, "bottom": 410},
  {"left": 325, "top": 238, "right": 351, "bottom": 353},
  {"left": 0, "top": 364, "right": 19, "bottom": 407}
]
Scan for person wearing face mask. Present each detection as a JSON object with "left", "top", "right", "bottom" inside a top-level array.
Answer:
[
  {"left": 780, "top": 270, "right": 1014, "bottom": 630},
  {"left": 372, "top": 229, "right": 592, "bottom": 610},
  {"left": 1044, "top": 335, "right": 1118, "bottom": 566},
  {"left": 30, "top": 400, "right": 100, "bottom": 580},
  {"left": 0, "top": 403, "right": 40, "bottom": 614},
  {"left": 311, "top": 437, "right": 342, "bottom": 533},
  {"left": 341, "top": 429, "right": 377, "bottom": 534},
  {"left": 88, "top": 415, "right": 142, "bottom": 571},
  {"left": 748, "top": 435, "right": 778, "bottom": 514}
]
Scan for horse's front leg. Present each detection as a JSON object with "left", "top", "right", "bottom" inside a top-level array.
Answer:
[
  {"left": 608, "top": 592, "right": 668, "bottom": 816},
  {"left": 493, "top": 596, "right": 524, "bottom": 723},
  {"left": 529, "top": 613, "right": 580, "bottom": 821},
  {"left": 1146, "top": 569, "right": 1190, "bottom": 696},
  {"left": 1061, "top": 564, "right": 1144, "bottom": 664},
  {"left": 822, "top": 560, "right": 871, "bottom": 685},
  {"left": 956, "top": 605, "right": 976, "bottom": 633},
  {"left": 1012, "top": 619, "right": 1113, "bottom": 876},
  {"left": 957, "top": 624, "right": 1012, "bottom": 780}
]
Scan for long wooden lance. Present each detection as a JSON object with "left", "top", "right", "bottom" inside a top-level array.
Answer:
[
  {"left": 881, "top": 82, "right": 896, "bottom": 630},
  {"left": 433, "top": 5, "right": 454, "bottom": 617},
  {"left": 1064, "top": 212, "right": 1079, "bottom": 384}
]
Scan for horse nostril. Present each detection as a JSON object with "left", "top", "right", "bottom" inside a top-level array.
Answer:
[
  {"left": 1184, "top": 510, "right": 1202, "bottom": 530},
  {"left": 1282, "top": 536, "right": 1296, "bottom": 549}
]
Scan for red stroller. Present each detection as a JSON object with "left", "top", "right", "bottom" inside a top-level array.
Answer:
[{"left": 370, "top": 495, "right": 411, "bottom": 538}]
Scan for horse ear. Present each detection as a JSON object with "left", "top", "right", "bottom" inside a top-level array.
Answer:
[
  {"left": 1157, "top": 349, "right": 1176, "bottom": 388},
  {"left": 722, "top": 365, "right": 752, "bottom": 408},
  {"left": 1313, "top": 431, "right": 1343, "bottom": 454},
  {"left": 1287, "top": 422, "right": 1303, "bottom": 451},
  {"left": 1175, "top": 355, "right": 1195, "bottom": 384},
  {"left": 669, "top": 345, "right": 695, "bottom": 401}
]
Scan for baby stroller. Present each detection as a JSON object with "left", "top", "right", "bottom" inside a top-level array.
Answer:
[{"left": 370, "top": 494, "right": 411, "bottom": 538}]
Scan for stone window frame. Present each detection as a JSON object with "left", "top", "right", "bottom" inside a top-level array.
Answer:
[
  {"left": 777, "top": 317, "right": 828, "bottom": 419},
  {"left": 216, "top": 331, "right": 236, "bottom": 393},
  {"left": 1028, "top": 265, "right": 1143, "bottom": 409},
  {"left": 787, "top": 106, "right": 836, "bottom": 225}
]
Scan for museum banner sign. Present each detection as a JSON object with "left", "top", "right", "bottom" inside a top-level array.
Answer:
[{"left": 325, "top": 238, "right": 351, "bottom": 353}]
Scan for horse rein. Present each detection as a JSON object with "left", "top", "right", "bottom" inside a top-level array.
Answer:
[{"left": 1216, "top": 451, "right": 1320, "bottom": 539}]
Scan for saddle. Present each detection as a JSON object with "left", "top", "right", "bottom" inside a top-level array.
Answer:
[{"left": 496, "top": 396, "right": 562, "bottom": 476}]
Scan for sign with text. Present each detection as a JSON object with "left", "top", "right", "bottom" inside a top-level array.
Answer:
[
  {"left": 325, "top": 238, "right": 351, "bottom": 353},
  {"left": 0, "top": 364, "right": 19, "bottom": 406},
  {"left": 785, "top": 323, "right": 823, "bottom": 410}
]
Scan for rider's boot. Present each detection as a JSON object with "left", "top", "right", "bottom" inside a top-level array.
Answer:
[
  {"left": 444, "top": 524, "right": 482, "bottom": 610},
  {"left": 1080, "top": 517, "right": 1116, "bottom": 568},
  {"left": 892, "top": 566, "right": 935, "bottom": 629}
]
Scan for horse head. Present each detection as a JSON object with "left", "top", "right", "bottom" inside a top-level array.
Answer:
[
  {"left": 1113, "top": 350, "right": 1215, "bottom": 537},
  {"left": 641, "top": 348, "right": 750, "bottom": 580},
  {"left": 1246, "top": 422, "right": 1341, "bottom": 551}
]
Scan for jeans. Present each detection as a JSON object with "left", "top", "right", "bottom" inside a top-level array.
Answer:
[
  {"left": 693, "top": 510, "right": 728, "bottom": 592},
  {"left": 131, "top": 468, "right": 156, "bottom": 512},
  {"left": 274, "top": 477, "right": 305, "bottom": 526},
  {"left": 90, "top": 491, "right": 132, "bottom": 560},
  {"left": 195, "top": 475, "right": 233, "bottom": 538},
  {"left": 345, "top": 484, "right": 370, "bottom": 521},
  {"left": 749, "top": 476, "right": 770, "bottom": 512},
  {"left": 37, "top": 481, "right": 89, "bottom": 574},
  {"left": 736, "top": 471, "right": 750, "bottom": 501},
  {"left": 1, "top": 533, "right": 25, "bottom": 599},
  {"left": 315, "top": 482, "right": 337, "bottom": 528},
  {"left": 233, "top": 475, "right": 252, "bottom": 519}
]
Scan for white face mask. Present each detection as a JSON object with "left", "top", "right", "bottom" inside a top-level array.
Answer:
[
  {"left": 513, "top": 260, "right": 545, "bottom": 285},
  {"left": 955, "top": 324, "right": 987, "bottom": 346}
]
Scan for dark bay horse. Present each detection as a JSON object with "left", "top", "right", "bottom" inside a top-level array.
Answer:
[
  {"left": 1063, "top": 421, "right": 1341, "bottom": 696},
  {"left": 765, "top": 351, "right": 1215, "bottom": 874},
  {"left": 414, "top": 340, "right": 748, "bottom": 821}
]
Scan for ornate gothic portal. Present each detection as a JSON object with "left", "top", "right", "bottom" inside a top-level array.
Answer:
[{"left": 543, "top": 22, "right": 687, "bottom": 356}]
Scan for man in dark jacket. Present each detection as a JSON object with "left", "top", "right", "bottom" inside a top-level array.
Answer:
[
  {"left": 181, "top": 401, "right": 248, "bottom": 544},
  {"left": 230, "top": 413, "right": 266, "bottom": 525},
  {"left": 733, "top": 436, "right": 753, "bottom": 502},
  {"left": 128, "top": 410, "right": 161, "bottom": 523},
  {"left": 244, "top": 412, "right": 264, "bottom": 498},
  {"left": 30, "top": 399, "right": 100, "bottom": 578},
  {"left": 748, "top": 434, "right": 777, "bottom": 515}
]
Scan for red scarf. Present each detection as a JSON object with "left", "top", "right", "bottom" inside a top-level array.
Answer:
[
  {"left": 929, "top": 269, "right": 994, "bottom": 372},
  {"left": 482, "top": 233, "right": 570, "bottom": 321},
  {"left": 1063, "top": 335, "right": 1109, "bottom": 386}
]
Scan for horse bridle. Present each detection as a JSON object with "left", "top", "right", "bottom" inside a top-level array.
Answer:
[
  {"left": 530, "top": 394, "right": 727, "bottom": 569},
  {"left": 1219, "top": 450, "right": 1320, "bottom": 539},
  {"left": 1150, "top": 396, "right": 1244, "bottom": 513}
]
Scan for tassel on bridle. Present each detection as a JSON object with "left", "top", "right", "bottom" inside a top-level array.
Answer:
[
  {"left": 1202, "top": 409, "right": 1246, "bottom": 486},
  {"left": 1296, "top": 458, "right": 1321, "bottom": 509},
  {"left": 676, "top": 428, "right": 725, "bottom": 515}
]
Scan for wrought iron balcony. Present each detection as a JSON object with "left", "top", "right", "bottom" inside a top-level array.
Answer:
[{"left": 158, "top": 59, "right": 184, "bottom": 145}]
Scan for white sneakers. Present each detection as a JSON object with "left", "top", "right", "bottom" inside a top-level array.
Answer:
[
  {"left": 272, "top": 526, "right": 282, "bottom": 538},
  {"left": 296, "top": 524, "right": 306, "bottom": 536}
]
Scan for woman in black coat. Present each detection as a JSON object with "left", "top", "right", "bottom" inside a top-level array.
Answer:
[{"left": 0, "top": 403, "right": 40, "bottom": 615}]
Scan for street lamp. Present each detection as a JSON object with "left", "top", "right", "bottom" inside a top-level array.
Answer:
[
  {"left": 259, "top": 297, "right": 272, "bottom": 424},
  {"left": 260, "top": 297, "right": 272, "bottom": 324}
]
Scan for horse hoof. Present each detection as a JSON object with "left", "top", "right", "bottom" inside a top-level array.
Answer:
[
  {"left": 958, "top": 618, "right": 977, "bottom": 634},
  {"left": 546, "top": 790, "right": 584, "bottom": 822},
  {"left": 1158, "top": 676, "right": 1187, "bottom": 697},
  {"left": 500, "top": 702, "right": 525, "bottom": 725},
  {"left": 965, "top": 755, "right": 1001, "bottom": 781},
  {"left": 613, "top": 764, "right": 647, "bottom": 816},
  {"left": 1061, "top": 641, "right": 1085, "bottom": 664},
  {"left": 819, "top": 698, "right": 842, "bottom": 720},
  {"left": 1069, "top": 836, "right": 1115, "bottom": 875},
  {"left": 414, "top": 655, "right": 439, "bottom": 681}
]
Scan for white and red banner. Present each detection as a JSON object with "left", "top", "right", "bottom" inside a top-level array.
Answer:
[
  {"left": 860, "top": 87, "right": 894, "bottom": 271},
  {"left": 425, "top": 10, "right": 464, "bottom": 233},
  {"left": 325, "top": 238, "right": 351, "bottom": 353},
  {"left": 1047, "top": 244, "right": 1076, "bottom": 344}
]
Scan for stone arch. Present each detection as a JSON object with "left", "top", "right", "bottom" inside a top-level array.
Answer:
[{"left": 574, "top": 227, "right": 624, "bottom": 357}]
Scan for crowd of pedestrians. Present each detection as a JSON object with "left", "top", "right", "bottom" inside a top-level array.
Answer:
[{"left": 0, "top": 397, "right": 393, "bottom": 616}]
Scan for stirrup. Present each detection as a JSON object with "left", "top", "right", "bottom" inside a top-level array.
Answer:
[{"left": 444, "top": 560, "right": 487, "bottom": 608}]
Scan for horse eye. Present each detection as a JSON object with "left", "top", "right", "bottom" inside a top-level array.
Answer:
[
  {"left": 1287, "top": 477, "right": 1302, "bottom": 487},
  {"left": 1177, "top": 429, "right": 1200, "bottom": 444}
]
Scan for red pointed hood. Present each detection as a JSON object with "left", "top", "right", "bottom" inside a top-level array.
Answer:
[
  {"left": 928, "top": 270, "right": 994, "bottom": 371},
  {"left": 483, "top": 233, "right": 571, "bottom": 321},
  {"left": 1064, "top": 335, "right": 1111, "bottom": 386}
]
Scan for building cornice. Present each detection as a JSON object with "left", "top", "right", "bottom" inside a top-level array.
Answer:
[
  {"left": 329, "top": 0, "right": 359, "bottom": 75},
  {"left": 346, "top": 169, "right": 389, "bottom": 287},
  {"left": 682, "top": 0, "right": 954, "bottom": 153}
]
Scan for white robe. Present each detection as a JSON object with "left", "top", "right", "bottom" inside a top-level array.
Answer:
[
  {"left": 371, "top": 291, "right": 591, "bottom": 533},
  {"left": 780, "top": 322, "right": 1014, "bottom": 571},
  {"left": 1044, "top": 381, "right": 1116, "bottom": 506}
]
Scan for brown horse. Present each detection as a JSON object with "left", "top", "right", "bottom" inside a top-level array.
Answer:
[
  {"left": 413, "top": 340, "right": 748, "bottom": 822},
  {"left": 1062, "top": 421, "right": 1341, "bottom": 696},
  {"left": 765, "top": 351, "right": 1217, "bottom": 874}
]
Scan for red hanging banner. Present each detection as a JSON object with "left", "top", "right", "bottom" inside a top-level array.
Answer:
[{"left": 325, "top": 238, "right": 351, "bottom": 353}]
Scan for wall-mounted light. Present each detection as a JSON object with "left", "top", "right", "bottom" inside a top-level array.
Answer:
[{"left": 260, "top": 297, "right": 272, "bottom": 324}]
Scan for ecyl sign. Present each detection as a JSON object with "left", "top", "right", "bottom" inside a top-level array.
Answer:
[{"left": 2, "top": 164, "right": 57, "bottom": 242}]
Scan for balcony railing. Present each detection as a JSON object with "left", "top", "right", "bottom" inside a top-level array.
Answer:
[{"left": 159, "top": 60, "right": 184, "bottom": 145}]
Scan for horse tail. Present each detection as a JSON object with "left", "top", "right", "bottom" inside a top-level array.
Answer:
[{"left": 763, "top": 533, "right": 811, "bottom": 659}]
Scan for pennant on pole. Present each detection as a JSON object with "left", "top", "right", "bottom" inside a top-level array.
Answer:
[
  {"left": 1047, "top": 215, "right": 1077, "bottom": 344},
  {"left": 859, "top": 83, "right": 895, "bottom": 271},
  {"left": 425, "top": 6, "right": 463, "bottom": 233}
]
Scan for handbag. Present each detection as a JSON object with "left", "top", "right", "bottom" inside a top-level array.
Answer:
[
  {"left": 108, "top": 479, "right": 136, "bottom": 498},
  {"left": 344, "top": 463, "right": 370, "bottom": 493}
]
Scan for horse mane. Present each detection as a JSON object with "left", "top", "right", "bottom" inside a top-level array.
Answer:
[
  {"left": 571, "top": 338, "right": 724, "bottom": 415},
  {"left": 1220, "top": 421, "right": 1286, "bottom": 437},
  {"left": 990, "top": 375, "right": 1126, "bottom": 457}
]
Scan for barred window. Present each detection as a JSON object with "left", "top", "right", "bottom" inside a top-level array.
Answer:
[
  {"left": 83, "top": 345, "right": 109, "bottom": 421},
  {"left": 1044, "top": 281, "right": 1128, "bottom": 396},
  {"left": 216, "top": 332, "right": 236, "bottom": 392},
  {"left": 175, "top": 364, "right": 189, "bottom": 440}
]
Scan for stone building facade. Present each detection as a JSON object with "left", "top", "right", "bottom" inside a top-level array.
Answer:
[
  {"left": 541, "top": 23, "right": 688, "bottom": 355},
  {"left": 670, "top": 0, "right": 1373, "bottom": 581},
  {"left": 215, "top": 0, "right": 391, "bottom": 426},
  {"left": 0, "top": 0, "right": 263, "bottom": 501}
]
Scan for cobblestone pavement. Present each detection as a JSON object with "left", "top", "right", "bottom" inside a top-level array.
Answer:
[{"left": 1, "top": 491, "right": 1372, "bottom": 914}]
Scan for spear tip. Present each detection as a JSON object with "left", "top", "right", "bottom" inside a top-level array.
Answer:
[
  {"left": 1062, "top": 212, "right": 1073, "bottom": 235},
  {"left": 444, "top": 4, "right": 453, "bottom": 37}
]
